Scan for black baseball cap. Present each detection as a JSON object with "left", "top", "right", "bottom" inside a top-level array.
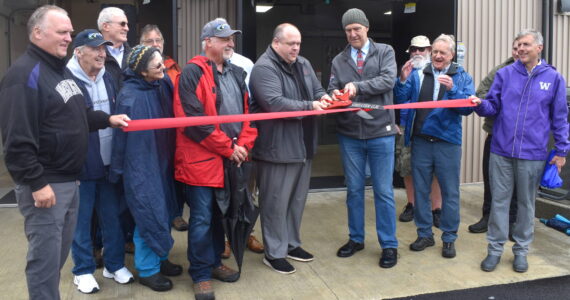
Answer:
[{"left": 72, "top": 29, "right": 113, "bottom": 49}]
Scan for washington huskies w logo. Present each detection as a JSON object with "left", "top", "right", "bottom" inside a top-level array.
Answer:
[{"left": 539, "top": 82, "right": 551, "bottom": 90}]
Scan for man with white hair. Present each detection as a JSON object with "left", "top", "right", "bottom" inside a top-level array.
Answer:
[
  {"left": 394, "top": 34, "right": 474, "bottom": 259},
  {"left": 98, "top": 6, "right": 131, "bottom": 89},
  {"left": 473, "top": 29, "right": 569, "bottom": 273},
  {"left": 67, "top": 29, "right": 134, "bottom": 294},
  {"left": 0, "top": 5, "right": 129, "bottom": 299},
  {"left": 394, "top": 35, "right": 443, "bottom": 227}
]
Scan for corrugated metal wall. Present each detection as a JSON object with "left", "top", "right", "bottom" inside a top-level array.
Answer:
[
  {"left": 457, "top": 0, "right": 542, "bottom": 183},
  {"left": 553, "top": 1, "right": 570, "bottom": 83},
  {"left": 177, "top": 0, "right": 236, "bottom": 64}
]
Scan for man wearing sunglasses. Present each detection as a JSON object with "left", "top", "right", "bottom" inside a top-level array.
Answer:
[
  {"left": 98, "top": 7, "right": 131, "bottom": 90},
  {"left": 394, "top": 36, "right": 443, "bottom": 229}
]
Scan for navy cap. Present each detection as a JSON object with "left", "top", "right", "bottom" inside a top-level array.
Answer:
[
  {"left": 73, "top": 29, "right": 113, "bottom": 49},
  {"left": 200, "top": 19, "right": 241, "bottom": 41}
]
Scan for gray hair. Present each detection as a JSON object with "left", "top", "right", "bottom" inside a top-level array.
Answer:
[
  {"left": 515, "top": 29, "right": 543, "bottom": 45},
  {"left": 27, "top": 5, "right": 67, "bottom": 37},
  {"left": 432, "top": 34, "right": 456, "bottom": 54},
  {"left": 97, "top": 7, "right": 126, "bottom": 31},
  {"left": 140, "top": 24, "right": 163, "bottom": 43}
]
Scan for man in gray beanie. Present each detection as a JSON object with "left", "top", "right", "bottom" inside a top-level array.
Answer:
[{"left": 328, "top": 8, "right": 399, "bottom": 268}]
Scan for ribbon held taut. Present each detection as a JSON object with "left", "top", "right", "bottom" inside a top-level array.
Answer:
[{"left": 122, "top": 99, "right": 476, "bottom": 132}]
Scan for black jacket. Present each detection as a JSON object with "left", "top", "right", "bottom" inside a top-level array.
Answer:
[
  {"left": 104, "top": 43, "right": 131, "bottom": 90},
  {"left": 0, "top": 43, "right": 110, "bottom": 191},
  {"left": 249, "top": 46, "right": 326, "bottom": 163}
]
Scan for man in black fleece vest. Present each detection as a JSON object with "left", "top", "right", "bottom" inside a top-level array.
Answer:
[{"left": 0, "top": 5, "right": 129, "bottom": 300}]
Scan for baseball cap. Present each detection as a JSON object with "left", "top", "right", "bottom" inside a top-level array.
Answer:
[
  {"left": 200, "top": 19, "right": 241, "bottom": 40},
  {"left": 73, "top": 29, "right": 113, "bottom": 49}
]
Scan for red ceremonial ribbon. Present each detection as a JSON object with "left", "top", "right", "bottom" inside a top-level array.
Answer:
[{"left": 122, "top": 99, "right": 475, "bottom": 132}]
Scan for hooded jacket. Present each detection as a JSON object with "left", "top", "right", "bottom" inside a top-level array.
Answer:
[
  {"left": 475, "top": 59, "right": 569, "bottom": 160},
  {"left": 109, "top": 69, "right": 176, "bottom": 257},
  {"left": 174, "top": 55, "right": 257, "bottom": 188},
  {"left": 249, "top": 46, "right": 326, "bottom": 163},
  {"left": 67, "top": 56, "right": 118, "bottom": 181},
  {"left": 393, "top": 62, "right": 475, "bottom": 146},
  {"left": 0, "top": 43, "right": 110, "bottom": 192},
  {"left": 328, "top": 39, "right": 398, "bottom": 139}
]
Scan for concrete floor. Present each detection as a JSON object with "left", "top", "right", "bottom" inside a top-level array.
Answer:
[{"left": 1, "top": 184, "right": 569, "bottom": 300}]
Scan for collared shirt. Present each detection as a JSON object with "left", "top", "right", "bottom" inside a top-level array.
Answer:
[
  {"left": 350, "top": 39, "right": 370, "bottom": 65},
  {"left": 431, "top": 64, "right": 450, "bottom": 101},
  {"left": 217, "top": 63, "right": 243, "bottom": 138},
  {"left": 527, "top": 59, "right": 542, "bottom": 75},
  {"left": 106, "top": 44, "right": 125, "bottom": 68}
]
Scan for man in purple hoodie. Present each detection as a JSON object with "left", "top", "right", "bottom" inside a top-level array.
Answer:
[{"left": 472, "top": 29, "right": 569, "bottom": 273}]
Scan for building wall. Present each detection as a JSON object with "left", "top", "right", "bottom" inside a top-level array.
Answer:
[
  {"left": 457, "top": 0, "right": 542, "bottom": 183},
  {"left": 553, "top": 0, "right": 570, "bottom": 83},
  {"left": 177, "top": 0, "right": 236, "bottom": 64}
]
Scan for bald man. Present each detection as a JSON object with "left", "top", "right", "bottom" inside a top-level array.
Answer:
[{"left": 249, "top": 23, "right": 331, "bottom": 274}]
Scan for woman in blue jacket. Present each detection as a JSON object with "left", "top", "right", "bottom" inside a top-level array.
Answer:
[{"left": 109, "top": 45, "right": 181, "bottom": 291}]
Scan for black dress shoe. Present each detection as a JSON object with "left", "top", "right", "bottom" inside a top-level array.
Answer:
[
  {"left": 409, "top": 236, "right": 435, "bottom": 251},
  {"left": 442, "top": 242, "right": 456, "bottom": 258},
  {"left": 468, "top": 215, "right": 489, "bottom": 233},
  {"left": 337, "top": 240, "right": 364, "bottom": 258},
  {"left": 379, "top": 248, "right": 397, "bottom": 268},
  {"left": 160, "top": 260, "right": 183, "bottom": 276},
  {"left": 139, "top": 273, "right": 173, "bottom": 292}
]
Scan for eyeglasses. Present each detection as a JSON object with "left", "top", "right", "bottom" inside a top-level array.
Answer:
[
  {"left": 276, "top": 39, "right": 301, "bottom": 47},
  {"left": 143, "top": 38, "right": 164, "bottom": 44},
  {"left": 409, "top": 46, "right": 428, "bottom": 53},
  {"left": 152, "top": 62, "right": 165, "bottom": 70},
  {"left": 110, "top": 21, "right": 128, "bottom": 27}
]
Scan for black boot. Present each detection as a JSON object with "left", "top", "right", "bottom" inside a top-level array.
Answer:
[{"left": 468, "top": 215, "right": 489, "bottom": 233}]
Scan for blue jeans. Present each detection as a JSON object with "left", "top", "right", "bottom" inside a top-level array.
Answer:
[
  {"left": 411, "top": 136, "right": 461, "bottom": 243},
  {"left": 185, "top": 185, "right": 225, "bottom": 283},
  {"left": 71, "top": 178, "right": 125, "bottom": 275},
  {"left": 338, "top": 134, "right": 398, "bottom": 249},
  {"left": 133, "top": 227, "right": 168, "bottom": 277}
]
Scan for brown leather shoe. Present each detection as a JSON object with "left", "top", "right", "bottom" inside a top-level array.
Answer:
[
  {"left": 247, "top": 235, "right": 264, "bottom": 253},
  {"left": 193, "top": 280, "right": 215, "bottom": 300},
  {"left": 221, "top": 241, "right": 231, "bottom": 259},
  {"left": 211, "top": 264, "right": 239, "bottom": 282},
  {"left": 172, "top": 216, "right": 189, "bottom": 231}
]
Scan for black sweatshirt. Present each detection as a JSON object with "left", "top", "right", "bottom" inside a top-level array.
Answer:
[{"left": 0, "top": 43, "right": 110, "bottom": 192}]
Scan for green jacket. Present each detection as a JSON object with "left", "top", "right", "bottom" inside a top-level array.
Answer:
[{"left": 476, "top": 57, "right": 515, "bottom": 133}]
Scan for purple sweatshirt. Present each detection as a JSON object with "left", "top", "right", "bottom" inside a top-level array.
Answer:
[{"left": 475, "top": 59, "right": 569, "bottom": 160}]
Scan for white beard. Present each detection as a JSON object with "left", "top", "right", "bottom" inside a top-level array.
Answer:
[{"left": 411, "top": 54, "right": 430, "bottom": 69}]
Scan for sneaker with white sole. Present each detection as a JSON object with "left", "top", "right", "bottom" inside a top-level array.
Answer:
[
  {"left": 103, "top": 266, "right": 134, "bottom": 284},
  {"left": 73, "top": 274, "right": 100, "bottom": 294}
]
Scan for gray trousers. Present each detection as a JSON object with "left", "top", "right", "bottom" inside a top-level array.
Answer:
[
  {"left": 16, "top": 181, "right": 79, "bottom": 300},
  {"left": 487, "top": 153, "right": 543, "bottom": 256},
  {"left": 257, "top": 160, "right": 312, "bottom": 260}
]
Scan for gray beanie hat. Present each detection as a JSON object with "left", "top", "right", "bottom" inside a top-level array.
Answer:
[{"left": 342, "top": 8, "right": 369, "bottom": 28}]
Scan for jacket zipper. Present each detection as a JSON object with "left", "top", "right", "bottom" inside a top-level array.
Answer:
[{"left": 512, "top": 71, "right": 536, "bottom": 157}]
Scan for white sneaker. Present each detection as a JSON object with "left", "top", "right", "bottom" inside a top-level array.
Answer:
[
  {"left": 103, "top": 266, "right": 134, "bottom": 284},
  {"left": 73, "top": 274, "right": 100, "bottom": 294}
]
